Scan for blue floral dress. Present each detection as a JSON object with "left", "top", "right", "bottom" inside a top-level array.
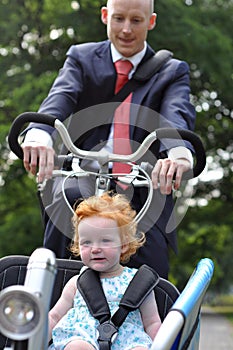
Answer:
[{"left": 49, "top": 266, "right": 152, "bottom": 350}]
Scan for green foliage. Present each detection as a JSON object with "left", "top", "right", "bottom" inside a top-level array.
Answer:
[
  {"left": 151, "top": 0, "right": 233, "bottom": 107},
  {"left": 170, "top": 197, "right": 233, "bottom": 292},
  {"left": 0, "top": 0, "right": 232, "bottom": 293},
  {"left": 0, "top": 160, "right": 43, "bottom": 257},
  {"left": 211, "top": 294, "right": 233, "bottom": 307}
]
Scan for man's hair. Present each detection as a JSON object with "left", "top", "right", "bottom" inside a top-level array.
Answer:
[
  {"left": 106, "top": 0, "right": 154, "bottom": 15},
  {"left": 71, "top": 192, "right": 145, "bottom": 262}
]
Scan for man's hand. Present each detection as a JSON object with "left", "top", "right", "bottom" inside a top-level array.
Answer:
[
  {"left": 22, "top": 142, "right": 55, "bottom": 183},
  {"left": 151, "top": 158, "right": 191, "bottom": 194}
]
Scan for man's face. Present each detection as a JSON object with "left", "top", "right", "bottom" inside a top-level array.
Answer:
[{"left": 101, "top": 0, "right": 156, "bottom": 57}]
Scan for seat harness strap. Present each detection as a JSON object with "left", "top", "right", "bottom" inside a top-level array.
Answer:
[{"left": 77, "top": 264, "right": 159, "bottom": 350}]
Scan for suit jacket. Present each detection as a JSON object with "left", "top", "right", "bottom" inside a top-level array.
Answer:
[{"left": 29, "top": 40, "right": 196, "bottom": 252}]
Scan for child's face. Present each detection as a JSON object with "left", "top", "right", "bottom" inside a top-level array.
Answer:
[{"left": 78, "top": 215, "right": 128, "bottom": 276}]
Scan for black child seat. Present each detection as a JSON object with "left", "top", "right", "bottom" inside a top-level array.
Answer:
[{"left": 0, "top": 254, "right": 179, "bottom": 350}]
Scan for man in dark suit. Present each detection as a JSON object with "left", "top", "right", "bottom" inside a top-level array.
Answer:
[{"left": 22, "top": 0, "right": 195, "bottom": 278}]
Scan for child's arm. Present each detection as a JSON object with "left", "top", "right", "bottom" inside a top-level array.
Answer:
[
  {"left": 140, "top": 291, "right": 162, "bottom": 340},
  {"left": 48, "top": 275, "right": 78, "bottom": 341}
]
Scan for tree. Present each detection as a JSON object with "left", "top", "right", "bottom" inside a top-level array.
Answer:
[
  {"left": 151, "top": 0, "right": 233, "bottom": 292},
  {"left": 0, "top": 159, "right": 43, "bottom": 257},
  {"left": 170, "top": 197, "right": 233, "bottom": 292}
]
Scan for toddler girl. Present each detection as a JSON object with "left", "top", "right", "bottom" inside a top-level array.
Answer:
[{"left": 48, "top": 193, "right": 161, "bottom": 350}]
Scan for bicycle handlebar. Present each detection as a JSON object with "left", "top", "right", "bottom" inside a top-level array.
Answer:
[{"left": 8, "top": 112, "right": 206, "bottom": 179}]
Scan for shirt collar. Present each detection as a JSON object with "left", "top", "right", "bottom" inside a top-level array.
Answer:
[{"left": 111, "top": 42, "right": 147, "bottom": 73}]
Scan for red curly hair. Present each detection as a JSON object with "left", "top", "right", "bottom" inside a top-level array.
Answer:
[{"left": 70, "top": 192, "right": 145, "bottom": 263}]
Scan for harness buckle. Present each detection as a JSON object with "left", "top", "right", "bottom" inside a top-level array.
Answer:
[{"left": 97, "top": 321, "right": 118, "bottom": 343}]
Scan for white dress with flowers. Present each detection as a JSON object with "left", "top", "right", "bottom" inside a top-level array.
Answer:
[{"left": 49, "top": 266, "right": 152, "bottom": 350}]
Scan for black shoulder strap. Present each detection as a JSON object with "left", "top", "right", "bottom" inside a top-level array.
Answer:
[
  {"left": 111, "top": 265, "right": 160, "bottom": 327},
  {"left": 77, "top": 268, "right": 118, "bottom": 350},
  {"left": 111, "top": 49, "right": 173, "bottom": 103},
  {"left": 77, "top": 267, "right": 111, "bottom": 324},
  {"left": 134, "top": 49, "right": 173, "bottom": 81}
]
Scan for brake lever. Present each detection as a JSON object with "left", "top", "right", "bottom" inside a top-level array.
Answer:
[{"left": 117, "top": 165, "right": 151, "bottom": 188}]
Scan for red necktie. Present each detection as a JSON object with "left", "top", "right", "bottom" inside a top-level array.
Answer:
[{"left": 113, "top": 60, "right": 133, "bottom": 174}]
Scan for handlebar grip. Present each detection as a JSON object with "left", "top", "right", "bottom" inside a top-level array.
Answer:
[
  {"left": 155, "top": 128, "right": 206, "bottom": 178},
  {"left": 54, "top": 154, "right": 74, "bottom": 170},
  {"left": 8, "top": 112, "right": 57, "bottom": 159}
]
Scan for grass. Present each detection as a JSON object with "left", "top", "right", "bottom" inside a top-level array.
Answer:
[
  {"left": 209, "top": 306, "right": 233, "bottom": 322},
  {"left": 204, "top": 294, "right": 233, "bottom": 324}
]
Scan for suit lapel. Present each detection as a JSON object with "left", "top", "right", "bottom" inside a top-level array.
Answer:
[
  {"left": 130, "top": 46, "right": 159, "bottom": 138},
  {"left": 94, "top": 41, "right": 116, "bottom": 89},
  {"left": 90, "top": 41, "right": 118, "bottom": 127}
]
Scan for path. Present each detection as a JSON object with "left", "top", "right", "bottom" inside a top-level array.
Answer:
[{"left": 199, "top": 307, "right": 233, "bottom": 349}]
